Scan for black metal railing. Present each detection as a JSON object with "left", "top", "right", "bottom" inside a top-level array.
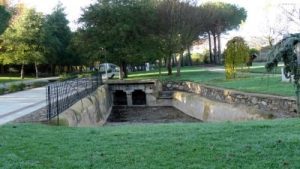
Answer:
[{"left": 46, "top": 74, "right": 102, "bottom": 121}]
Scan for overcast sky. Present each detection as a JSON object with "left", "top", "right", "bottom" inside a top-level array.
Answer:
[{"left": 19, "top": 0, "right": 96, "bottom": 30}]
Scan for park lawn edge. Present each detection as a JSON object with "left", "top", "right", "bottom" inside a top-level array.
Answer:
[{"left": 1, "top": 118, "right": 300, "bottom": 168}]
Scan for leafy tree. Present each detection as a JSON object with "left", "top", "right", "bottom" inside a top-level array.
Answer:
[
  {"left": 0, "top": 1, "right": 11, "bottom": 73},
  {"left": 155, "top": 0, "right": 183, "bottom": 75},
  {"left": 43, "top": 3, "right": 72, "bottom": 75},
  {"left": 77, "top": 0, "right": 246, "bottom": 78},
  {"left": 1, "top": 6, "right": 45, "bottom": 79},
  {"left": 175, "top": 1, "right": 205, "bottom": 76},
  {"left": 200, "top": 2, "right": 247, "bottom": 64},
  {"left": 0, "top": 3, "right": 10, "bottom": 35},
  {"left": 80, "top": 0, "right": 157, "bottom": 79},
  {"left": 67, "top": 31, "right": 93, "bottom": 73},
  {"left": 265, "top": 33, "right": 300, "bottom": 78},
  {"left": 224, "top": 36, "right": 249, "bottom": 79}
]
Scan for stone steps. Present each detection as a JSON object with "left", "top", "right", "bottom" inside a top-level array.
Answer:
[{"left": 158, "top": 91, "right": 173, "bottom": 99}]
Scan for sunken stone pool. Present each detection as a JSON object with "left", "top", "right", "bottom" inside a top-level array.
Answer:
[{"left": 106, "top": 106, "right": 200, "bottom": 125}]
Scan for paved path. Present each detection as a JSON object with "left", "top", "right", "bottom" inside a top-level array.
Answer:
[
  {"left": 0, "top": 77, "right": 59, "bottom": 125},
  {"left": 0, "top": 87, "right": 46, "bottom": 125},
  {"left": 0, "top": 76, "right": 104, "bottom": 125}
]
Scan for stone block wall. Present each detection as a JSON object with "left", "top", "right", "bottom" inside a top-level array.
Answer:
[
  {"left": 59, "top": 85, "right": 113, "bottom": 127},
  {"left": 173, "top": 91, "right": 266, "bottom": 121},
  {"left": 164, "top": 81, "right": 297, "bottom": 118}
]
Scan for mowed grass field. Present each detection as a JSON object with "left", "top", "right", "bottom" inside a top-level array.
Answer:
[
  {"left": 128, "top": 64, "right": 294, "bottom": 96},
  {"left": 1, "top": 119, "right": 300, "bottom": 168},
  {"left": 0, "top": 75, "right": 33, "bottom": 83}
]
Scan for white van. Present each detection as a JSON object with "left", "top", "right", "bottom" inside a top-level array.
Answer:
[{"left": 99, "top": 63, "right": 120, "bottom": 79}]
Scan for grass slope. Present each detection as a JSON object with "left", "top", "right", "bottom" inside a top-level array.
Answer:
[
  {"left": 128, "top": 66, "right": 294, "bottom": 96},
  {"left": 1, "top": 119, "right": 300, "bottom": 168}
]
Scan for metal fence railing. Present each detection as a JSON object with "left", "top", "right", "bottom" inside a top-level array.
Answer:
[{"left": 46, "top": 74, "right": 102, "bottom": 122}]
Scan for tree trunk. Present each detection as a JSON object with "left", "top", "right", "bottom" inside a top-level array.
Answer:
[
  {"left": 181, "top": 53, "right": 184, "bottom": 67},
  {"left": 119, "top": 64, "right": 124, "bottom": 80},
  {"left": 122, "top": 61, "right": 128, "bottom": 78},
  {"left": 167, "top": 55, "right": 172, "bottom": 75},
  {"left": 217, "top": 33, "right": 222, "bottom": 64},
  {"left": 79, "top": 65, "right": 83, "bottom": 73},
  {"left": 171, "top": 55, "right": 175, "bottom": 66},
  {"left": 35, "top": 61, "right": 39, "bottom": 79},
  {"left": 208, "top": 32, "right": 213, "bottom": 63},
  {"left": 50, "top": 64, "right": 54, "bottom": 76},
  {"left": 176, "top": 50, "right": 184, "bottom": 76},
  {"left": 0, "top": 64, "right": 4, "bottom": 74},
  {"left": 158, "top": 58, "right": 162, "bottom": 76},
  {"left": 20, "top": 63, "right": 24, "bottom": 79},
  {"left": 213, "top": 32, "right": 217, "bottom": 64},
  {"left": 187, "top": 45, "right": 192, "bottom": 66}
]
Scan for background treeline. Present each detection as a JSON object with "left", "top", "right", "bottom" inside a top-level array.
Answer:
[{"left": 0, "top": 0, "right": 246, "bottom": 79}]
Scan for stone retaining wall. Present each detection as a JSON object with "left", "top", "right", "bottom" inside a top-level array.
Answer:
[
  {"left": 173, "top": 91, "right": 266, "bottom": 121},
  {"left": 58, "top": 85, "right": 113, "bottom": 127},
  {"left": 164, "top": 81, "right": 297, "bottom": 118}
]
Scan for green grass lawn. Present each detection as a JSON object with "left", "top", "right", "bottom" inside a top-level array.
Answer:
[
  {"left": 1, "top": 119, "right": 300, "bottom": 168},
  {"left": 128, "top": 65, "right": 295, "bottom": 96},
  {"left": 0, "top": 75, "right": 33, "bottom": 83},
  {"left": 249, "top": 66, "right": 282, "bottom": 74}
]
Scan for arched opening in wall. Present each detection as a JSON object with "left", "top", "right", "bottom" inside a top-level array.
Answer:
[
  {"left": 113, "top": 90, "right": 127, "bottom": 105},
  {"left": 132, "top": 90, "right": 146, "bottom": 105}
]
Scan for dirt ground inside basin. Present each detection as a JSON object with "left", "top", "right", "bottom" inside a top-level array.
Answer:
[{"left": 106, "top": 106, "right": 201, "bottom": 125}]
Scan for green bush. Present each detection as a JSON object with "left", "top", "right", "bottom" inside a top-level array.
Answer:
[
  {"left": 78, "top": 73, "right": 91, "bottom": 78},
  {"left": 191, "top": 52, "right": 209, "bottom": 65},
  {"left": 78, "top": 71, "right": 99, "bottom": 78},
  {"left": 31, "top": 81, "right": 48, "bottom": 88},
  {"left": 0, "top": 88, "right": 6, "bottom": 95},
  {"left": 8, "top": 83, "right": 26, "bottom": 93},
  {"left": 59, "top": 73, "right": 77, "bottom": 81},
  {"left": 224, "top": 36, "right": 249, "bottom": 79}
]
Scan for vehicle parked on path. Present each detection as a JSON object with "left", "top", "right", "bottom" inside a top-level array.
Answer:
[{"left": 99, "top": 63, "right": 119, "bottom": 79}]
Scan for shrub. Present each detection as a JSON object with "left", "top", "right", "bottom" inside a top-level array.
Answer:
[
  {"left": 59, "top": 73, "right": 77, "bottom": 81},
  {"left": 0, "top": 88, "right": 6, "bottom": 95},
  {"left": 78, "top": 73, "right": 92, "bottom": 78},
  {"left": 224, "top": 36, "right": 249, "bottom": 79},
  {"left": 8, "top": 83, "right": 26, "bottom": 93},
  {"left": 191, "top": 52, "right": 209, "bottom": 65},
  {"left": 31, "top": 81, "right": 48, "bottom": 88}
]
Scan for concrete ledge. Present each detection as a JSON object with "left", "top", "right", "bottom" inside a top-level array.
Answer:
[
  {"left": 164, "top": 81, "right": 298, "bottom": 118},
  {"left": 172, "top": 91, "right": 268, "bottom": 122}
]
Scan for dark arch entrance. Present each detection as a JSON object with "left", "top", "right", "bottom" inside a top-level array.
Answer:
[
  {"left": 113, "top": 90, "right": 127, "bottom": 105},
  {"left": 132, "top": 90, "right": 146, "bottom": 105}
]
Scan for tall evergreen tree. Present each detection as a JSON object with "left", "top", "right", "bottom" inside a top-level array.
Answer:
[
  {"left": 0, "top": 2, "right": 10, "bottom": 35},
  {"left": 200, "top": 2, "right": 246, "bottom": 64},
  {"left": 0, "top": 0, "right": 11, "bottom": 73},
  {"left": 43, "top": 3, "right": 71, "bottom": 75}
]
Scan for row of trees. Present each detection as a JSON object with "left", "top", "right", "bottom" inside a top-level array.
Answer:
[
  {"left": 201, "top": 2, "right": 247, "bottom": 64},
  {"left": 0, "top": 0, "right": 247, "bottom": 79},
  {"left": 75, "top": 0, "right": 247, "bottom": 79},
  {"left": 0, "top": 2, "right": 72, "bottom": 78}
]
